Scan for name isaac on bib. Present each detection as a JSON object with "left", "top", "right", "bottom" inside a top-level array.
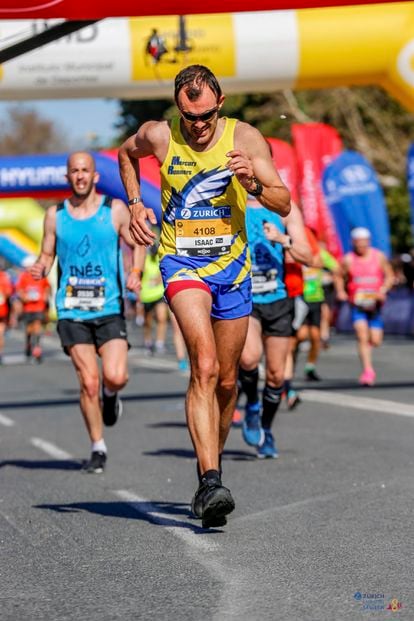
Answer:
[{"left": 175, "top": 205, "right": 232, "bottom": 257}]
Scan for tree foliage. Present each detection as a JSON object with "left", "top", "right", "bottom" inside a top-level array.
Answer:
[{"left": 0, "top": 105, "right": 69, "bottom": 155}]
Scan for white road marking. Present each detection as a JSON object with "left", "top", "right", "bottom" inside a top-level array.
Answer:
[
  {"left": 115, "top": 489, "right": 244, "bottom": 619},
  {"left": 129, "top": 356, "right": 179, "bottom": 371},
  {"left": 0, "top": 412, "right": 14, "bottom": 427},
  {"left": 233, "top": 479, "right": 389, "bottom": 525},
  {"left": 114, "top": 489, "right": 219, "bottom": 551},
  {"left": 301, "top": 389, "right": 414, "bottom": 418},
  {"left": 30, "top": 437, "right": 73, "bottom": 460}
]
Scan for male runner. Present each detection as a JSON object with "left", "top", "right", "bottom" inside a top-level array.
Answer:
[
  {"left": 0, "top": 268, "right": 13, "bottom": 364},
  {"left": 16, "top": 265, "right": 50, "bottom": 363},
  {"left": 299, "top": 236, "right": 340, "bottom": 381},
  {"left": 31, "top": 151, "right": 143, "bottom": 473},
  {"left": 140, "top": 240, "right": 169, "bottom": 356},
  {"left": 337, "top": 227, "right": 394, "bottom": 385},
  {"left": 239, "top": 201, "right": 311, "bottom": 457},
  {"left": 118, "top": 64, "right": 290, "bottom": 527}
]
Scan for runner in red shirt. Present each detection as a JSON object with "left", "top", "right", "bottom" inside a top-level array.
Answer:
[
  {"left": 0, "top": 270, "right": 13, "bottom": 364},
  {"left": 16, "top": 268, "right": 50, "bottom": 362},
  {"left": 283, "top": 227, "right": 320, "bottom": 408}
]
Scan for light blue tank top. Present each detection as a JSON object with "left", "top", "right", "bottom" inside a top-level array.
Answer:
[
  {"left": 56, "top": 196, "right": 124, "bottom": 320},
  {"left": 245, "top": 203, "right": 287, "bottom": 304}
]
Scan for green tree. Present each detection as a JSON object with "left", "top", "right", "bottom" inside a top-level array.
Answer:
[{"left": 0, "top": 105, "right": 69, "bottom": 154}]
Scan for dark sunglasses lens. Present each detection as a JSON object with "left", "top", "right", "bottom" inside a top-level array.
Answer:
[{"left": 182, "top": 108, "right": 217, "bottom": 122}]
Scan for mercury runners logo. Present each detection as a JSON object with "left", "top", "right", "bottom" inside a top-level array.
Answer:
[{"left": 167, "top": 156, "right": 196, "bottom": 176}]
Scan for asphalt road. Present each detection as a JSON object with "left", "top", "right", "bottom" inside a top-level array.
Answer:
[{"left": 1, "top": 325, "right": 413, "bottom": 620}]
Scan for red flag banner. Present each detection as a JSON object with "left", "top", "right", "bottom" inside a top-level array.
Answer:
[
  {"left": 267, "top": 137, "right": 299, "bottom": 205},
  {"left": 292, "top": 123, "right": 343, "bottom": 257}
]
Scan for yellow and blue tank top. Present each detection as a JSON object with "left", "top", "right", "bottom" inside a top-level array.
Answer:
[
  {"left": 55, "top": 195, "right": 124, "bottom": 320},
  {"left": 159, "top": 117, "right": 250, "bottom": 286},
  {"left": 245, "top": 202, "right": 287, "bottom": 304}
]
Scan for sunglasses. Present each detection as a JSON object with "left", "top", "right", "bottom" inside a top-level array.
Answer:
[{"left": 179, "top": 106, "right": 219, "bottom": 123}]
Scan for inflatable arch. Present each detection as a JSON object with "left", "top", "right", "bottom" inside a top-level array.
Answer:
[
  {"left": 0, "top": 198, "right": 43, "bottom": 266},
  {"left": 1, "top": 4, "right": 414, "bottom": 110}
]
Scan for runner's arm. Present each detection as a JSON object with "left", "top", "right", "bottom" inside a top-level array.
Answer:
[
  {"left": 229, "top": 123, "right": 291, "bottom": 216},
  {"left": 114, "top": 199, "right": 146, "bottom": 294},
  {"left": 118, "top": 121, "right": 165, "bottom": 246},
  {"left": 379, "top": 253, "right": 395, "bottom": 296},
  {"left": 30, "top": 206, "right": 57, "bottom": 279},
  {"left": 284, "top": 203, "right": 312, "bottom": 265},
  {"left": 336, "top": 256, "right": 349, "bottom": 301}
]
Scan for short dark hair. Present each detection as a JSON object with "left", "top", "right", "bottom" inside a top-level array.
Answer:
[{"left": 174, "top": 65, "right": 222, "bottom": 103}]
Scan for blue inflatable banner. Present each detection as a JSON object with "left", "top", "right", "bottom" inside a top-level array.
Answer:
[
  {"left": 0, "top": 151, "right": 161, "bottom": 221},
  {"left": 407, "top": 143, "right": 414, "bottom": 240},
  {"left": 322, "top": 151, "right": 391, "bottom": 256}
]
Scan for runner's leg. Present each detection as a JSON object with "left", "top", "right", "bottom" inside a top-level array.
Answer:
[
  {"left": 0, "top": 320, "right": 6, "bottom": 361},
  {"left": 154, "top": 300, "right": 168, "bottom": 352},
  {"left": 214, "top": 315, "right": 249, "bottom": 453},
  {"left": 369, "top": 327, "right": 383, "bottom": 348},
  {"left": 262, "top": 335, "right": 290, "bottom": 428},
  {"left": 354, "top": 320, "right": 372, "bottom": 371},
  {"left": 68, "top": 344, "right": 103, "bottom": 443},
  {"left": 99, "top": 338, "right": 129, "bottom": 392},
  {"left": 169, "top": 288, "right": 219, "bottom": 475},
  {"left": 239, "top": 316, "right": 263, "bottom": 403}
]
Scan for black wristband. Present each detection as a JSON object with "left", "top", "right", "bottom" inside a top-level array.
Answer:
[
  {"left": 248, "top": 177, "right": 263, "bottom": 197},
  {"left": 128, "top": 196, "right": 142, "bottom": 206}
]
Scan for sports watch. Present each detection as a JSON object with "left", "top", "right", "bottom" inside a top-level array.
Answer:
[{"left": 248, "top": 177, "right": 263, "bottom": 197}]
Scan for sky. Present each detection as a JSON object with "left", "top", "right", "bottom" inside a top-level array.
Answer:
[{"left": 0, "top": 98, "right": 121, "bottom": 150}]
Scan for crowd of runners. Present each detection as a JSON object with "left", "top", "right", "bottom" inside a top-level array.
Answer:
[{"left": 0, "top": 65, "right": 397, "bottom": 528}]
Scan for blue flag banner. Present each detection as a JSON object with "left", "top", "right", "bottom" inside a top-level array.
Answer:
[
  {"left": 322, "top": 151, "right": 391, "bottom": 256},
  {"left": 406, "top": 143, "right": 414, "bottom": 241}
]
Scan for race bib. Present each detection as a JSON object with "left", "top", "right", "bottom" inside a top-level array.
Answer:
[
  {"left": 175, "top": 206, "right": 232, "bottom": 257},
  {"left": 252, "top": 267, "right": 278, "bottom": 294},
  {"left": 354, "top": 290, "right": 377, "bottom": 310},
  {"left": 27, "top": 287, "right": 41, "bottom": 301},
  {"left": 64, "top": 277, "right": 105, "bottom": 311}
]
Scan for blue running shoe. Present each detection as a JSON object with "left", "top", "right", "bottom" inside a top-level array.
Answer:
[
  {"left": 242, "top": 402, "right": 264, "bottom": 447},
  {"left": 257, "top": 429, "right": 279, "bottom": 459},
  {"left": 178, "top": 358, "right": 189, "bottom": 372}
]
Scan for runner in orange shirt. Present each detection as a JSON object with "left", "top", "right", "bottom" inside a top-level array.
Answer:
[
  {"left": 16, "top": 267, "right": 50, "bottom": 363},
  {"left": 0, "top": 269, "right": 13, "bottom": 364}
]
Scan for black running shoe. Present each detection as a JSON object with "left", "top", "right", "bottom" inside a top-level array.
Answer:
[
  {"left": 305, "top": 368, "right": 321, "bottom": 381},
  {"left": 102, "top": 389, "right": 123, "bottom": 427},
  {"left": 83, "top": 451, "right": 107, "bottom": 474},
  {"left": 191, "top": 470, "right": 235, "bottom": 528}
]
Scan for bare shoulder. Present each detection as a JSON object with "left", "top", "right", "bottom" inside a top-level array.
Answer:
[
  {"left": 111, "top": 197, "right": 129, "bottom": 214},
  {"left": 284, "top": 202, "right": 301, "bottom": 224},
  {"left": 45, "top": 204, "right": 58, "bottom": 221},
  {"left": 377, "top": 250, "right": 390, "bottom": 263},
  {"left": 110, "top": 198, "right": 129, "bottom": 228},
  {"left": 138, "top": 119, "right": 170, "bottom": 146},
  {"left": 233, "top": 121, "right": 265, "bottom": 150}
]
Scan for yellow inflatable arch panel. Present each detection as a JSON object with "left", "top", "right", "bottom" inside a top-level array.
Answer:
[
  {"left": 0, "top": 198, "right": 44, "bottom": 246},
  {"left": 1, "top": 4, "right": 414, "bottom": 109},
  {"left": 296, "top": 3, "right": 414, "bottom": 111}
]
